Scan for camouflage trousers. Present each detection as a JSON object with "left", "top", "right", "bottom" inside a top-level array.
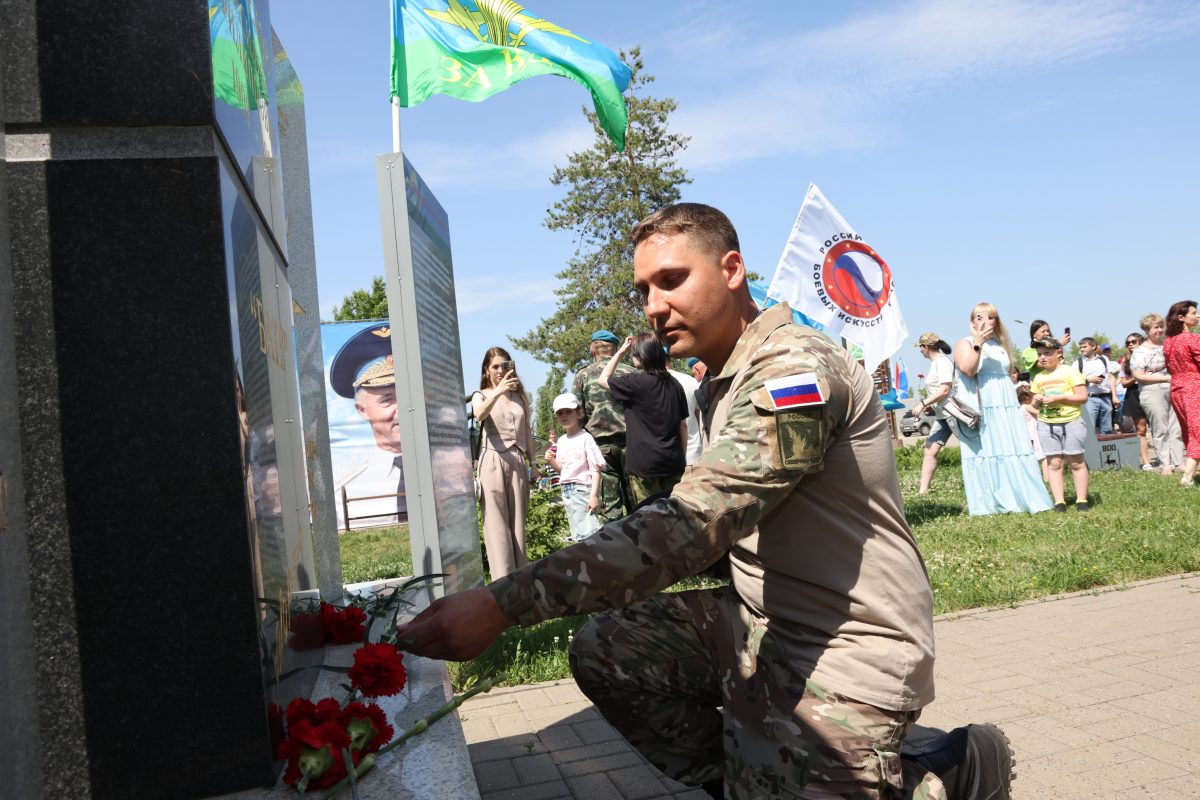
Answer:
[
  {"left": 625, "top": 472, "right": 683, "bottom": 510},
  {"left": 594, "top": 442, "right": 628, "bottom": 523},
  {"left": 569, "top": 588, "right": 947, "bottom": 799}
]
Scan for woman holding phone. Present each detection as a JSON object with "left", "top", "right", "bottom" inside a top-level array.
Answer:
[{"left": 472, "top": 347, "right": 539, "bottom": 579}]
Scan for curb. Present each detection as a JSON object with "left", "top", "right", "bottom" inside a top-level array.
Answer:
[{"left": 933, "top": 571, "right": 1199, "bottom": 623}]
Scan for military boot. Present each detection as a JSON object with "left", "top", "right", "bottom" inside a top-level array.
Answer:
[{"left": 901, "top": 723, "right": 1014, "bottom": 800}]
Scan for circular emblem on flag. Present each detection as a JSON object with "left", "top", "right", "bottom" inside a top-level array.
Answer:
[{"left": 821, "top": 241, "right": 892, "bottom": 319}]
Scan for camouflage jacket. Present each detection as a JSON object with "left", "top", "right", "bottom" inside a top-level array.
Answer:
[
  {"left": 491, "top": 304, "right": 934, "bottom": 710},
  {"left": 571, "top": 360, "right": 635, "bottom": 446}
]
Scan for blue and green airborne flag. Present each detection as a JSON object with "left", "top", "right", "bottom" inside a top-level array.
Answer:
[
  {"left": 390, "top": 0, "right": 633, "bottom": 150},
  {"left": 210, "top": 0, "right": 268, "bottom": 110}
]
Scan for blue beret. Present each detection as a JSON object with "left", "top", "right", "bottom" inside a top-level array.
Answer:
[
  {"left": 590, "top": 329, "right": 619, "bottom": 345},
  {"left": 686, "top": 357, "right": 700, "bottom": 368}
]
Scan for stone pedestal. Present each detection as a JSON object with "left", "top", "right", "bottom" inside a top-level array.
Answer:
[{"left": 1, "top": 2, "right": 334, "bottom": 797}]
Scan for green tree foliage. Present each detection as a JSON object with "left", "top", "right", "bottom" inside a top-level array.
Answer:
[
  {"left": 511, "top": 47, "right": 691, "bottom": 372},
  {"left": 333, "top": 275, "right": 389, "bottom": 321},
  {"left": 533, "top": 366, "right": 567, "bottom": 440}
]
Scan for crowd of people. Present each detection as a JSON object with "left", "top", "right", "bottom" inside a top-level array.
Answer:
[
  {"left": 916, "top": 300, "right": 1200, "bottom": 514},
  {"left": 469, "top": 331, "right": 705, "bottom": 560}
]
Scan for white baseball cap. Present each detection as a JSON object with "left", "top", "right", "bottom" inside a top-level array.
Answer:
[{"left": 552, "top": 392, "right": 581, "bottom": 412}]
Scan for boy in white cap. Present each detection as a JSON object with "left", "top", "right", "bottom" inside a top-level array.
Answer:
[{"left": 546, "top": 392, "right": 606, "bottom": 541}]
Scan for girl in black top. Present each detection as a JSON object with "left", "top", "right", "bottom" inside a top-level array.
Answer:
[{"left": 598, "top": 333, "right": 689, "bottom": 509}]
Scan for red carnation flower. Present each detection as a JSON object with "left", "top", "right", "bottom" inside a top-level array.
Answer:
[
  {"left": 347, "top": 642, "right": 407, "bottom": 698},
  {"left": 321, "top": 602, "right": 367, "bottom": 645},
  {"left": 287, "top": 611, "right": 324, "bottom": 651},
  {"left": 340, "top": 701, "right": 394, "bottom": 754},
  {"left": 284, "top": 697, "right": 342, "bottom": 730},
  {"left": 278, "top": 718, "right": 352, "bottom": 789}
]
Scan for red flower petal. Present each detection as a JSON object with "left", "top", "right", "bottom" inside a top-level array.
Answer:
[
  {"left": 347, "top": 643, "right": 407, "bottom": 698},
  {"left": 284, "top": 697, "right": 317, "bottom": 729},
  {"left": 287, "top": 610, "right": 325, "bottom": 651},
  {"left": 340, "top": 701, "right": 395, "bottom": 753},
  {"left": 279, "top": 719, "right": 352, "bottom": 788},
  {"left": 321, "top": 602, "right": 367, "bottom": 645}
]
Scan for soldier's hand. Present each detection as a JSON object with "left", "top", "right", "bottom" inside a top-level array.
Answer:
[{"left": 395, "top": 587, "right": 509, "bottom": 662}]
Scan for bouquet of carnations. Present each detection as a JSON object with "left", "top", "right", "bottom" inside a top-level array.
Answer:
[{"left": 274, "top": 577, "right": 500, "bottom": 798}]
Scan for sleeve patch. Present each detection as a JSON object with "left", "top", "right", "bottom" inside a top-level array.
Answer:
[
  {"left": 764, "top": 373, "right": 825, "bottom": 409},
  {"left": 776, "top": 411, "right": 825, "bottom": 471}
]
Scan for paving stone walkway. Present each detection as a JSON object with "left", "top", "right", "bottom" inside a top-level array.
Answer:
[{"left": 461, "top": 573, "right": 1200, "bottom": 799}]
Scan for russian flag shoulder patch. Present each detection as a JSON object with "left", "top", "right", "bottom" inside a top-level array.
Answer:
[{"left": 764, "top": 373, "right": 825, "bottom": 409}]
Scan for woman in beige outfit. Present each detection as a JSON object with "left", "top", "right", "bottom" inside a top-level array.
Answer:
[{"left": 472, "top": 347, "right": 539, "bottom": 579}]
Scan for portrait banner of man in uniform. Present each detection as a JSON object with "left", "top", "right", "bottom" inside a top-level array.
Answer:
[{"left": 322, "top": 320, "right": 407, "bottom": 530}]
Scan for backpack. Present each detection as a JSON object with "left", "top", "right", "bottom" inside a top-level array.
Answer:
[
  {"left": 1076, "top": 354, "right": 1109, "bottom": 374},
  {"left": 1076, "top": 354, "right": 1111, "bottom": 393}
]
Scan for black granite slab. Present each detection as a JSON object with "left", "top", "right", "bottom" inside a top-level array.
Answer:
[
  {"left": 2, "top": 0, "right": 213, "bottom": 126},
  {"left": 0, "top": 47, "right": 46, "bottom": 800},
  {"left": 8, "top": 155, "right": 275, "bottom": 799}
]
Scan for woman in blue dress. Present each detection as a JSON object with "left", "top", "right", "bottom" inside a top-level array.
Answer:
[{"left": 953, "top": 302, "right": 1053, "bottom": 515}]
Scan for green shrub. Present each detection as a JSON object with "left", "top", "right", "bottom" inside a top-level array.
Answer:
[
  {"left": 477, "top": 486, "right": 571, "bottom": 579},
  {"left": 525, "top": 487, "right": 571, "bottom": 561}
]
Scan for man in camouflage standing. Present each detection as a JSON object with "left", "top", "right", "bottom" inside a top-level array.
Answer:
[
  {"left": 572, "top": 330, "right": 635, "bottom": 522},
  {"left": 398, "top": 204, "right": 1012, "bottom": 800}
]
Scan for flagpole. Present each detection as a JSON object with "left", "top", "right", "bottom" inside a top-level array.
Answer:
[{"left": 392, "top": 97, "right": 401, "bottom": 153}]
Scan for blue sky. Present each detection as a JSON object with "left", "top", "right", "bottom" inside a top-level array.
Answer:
[{"left": 272, "top": 0, "right": 1200, "bottom": 394}]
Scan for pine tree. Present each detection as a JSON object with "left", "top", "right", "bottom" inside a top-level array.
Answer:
[
  {"left": 510, "top": 47, "right": 691, "bottom": 372},
  {"left": 333, "top": 275, "right": 389, "bottom": 321}
]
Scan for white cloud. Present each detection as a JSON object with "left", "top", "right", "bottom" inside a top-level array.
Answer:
[
  {"left": 403, "top": 121, "right": 595, "bottom": 189},
  {"left": 456, "top": 277, "right": 559, "bottom": 314},
  {"left": 665, "top": 0, "right": 1200, "bottom": 171}
]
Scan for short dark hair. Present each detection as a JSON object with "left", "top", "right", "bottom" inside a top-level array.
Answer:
[
  {"left": 1029, "top": 319, "right": 1049, "bottom": 340},
  {"left": 630, "top": 332, "right": 667, "bottom": 373},
  {"left": 1079, "top": 336, "right": 1097, "bottom": 347},
  {"left": 1165, "top": 300, "right": 1198, "bottom": 337},
  {"left": 630, "top": 203, "right": 740, "bottom": 259}
]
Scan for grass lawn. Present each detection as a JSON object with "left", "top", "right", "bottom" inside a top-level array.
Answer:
[
  {"left": 901, "top": 451, "right": 1200, "bottom": 613},
  {"left": 340, "top": 448, "right": 1200, "bottom": 689},
  {"left": 338, "top": 525, "right": 412, "bottom": 585}
]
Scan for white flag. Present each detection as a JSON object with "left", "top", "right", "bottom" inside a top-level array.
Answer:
[{"left": 767, "top": 184, "right": 907, "bottom": 375}]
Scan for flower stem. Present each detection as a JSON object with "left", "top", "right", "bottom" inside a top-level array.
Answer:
[{"left": 315, "top": 674, "right": 505, "bottom": 799}]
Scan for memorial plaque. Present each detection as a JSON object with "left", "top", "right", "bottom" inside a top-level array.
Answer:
[
  {"left": 220, "top": 147, "right": 322, "bottom": 742},
  {"left": 376, "top": 153, "right": 484, "bottom": 594},
  {"left": 273, "top": 30, "right": 343, "bottom": 598},
  {"left": 402, "top": 158, "right": 482, "bottom": 591}
]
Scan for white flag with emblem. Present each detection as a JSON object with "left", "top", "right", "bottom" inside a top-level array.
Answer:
[{"left": 767, "top": 184, "right": 907, "bottom": 375}]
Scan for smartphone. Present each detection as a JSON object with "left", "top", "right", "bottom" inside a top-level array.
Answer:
[
  {"left": 1063, "top": 327, "right": 1071, "bottom": 337},
  {"left": 500, "top": 360, "right": 514, "bottom": 373}
]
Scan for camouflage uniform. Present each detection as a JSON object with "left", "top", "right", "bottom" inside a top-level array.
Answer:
[
  {"left": 572, "top": 360, "right": 636, "bottom": 522},
  {"left": 492, "top": 304, "right": 943, "bottom": 799}
]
